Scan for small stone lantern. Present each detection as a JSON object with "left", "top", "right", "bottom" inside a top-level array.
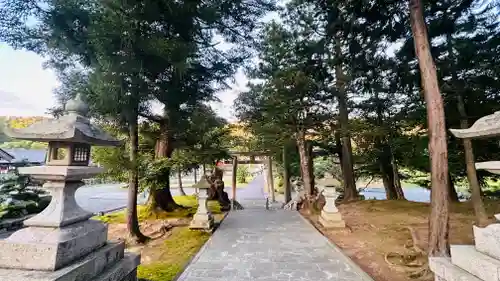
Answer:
[
  {"left": 190, "top": 175, "right": 214, "bottom": 232},
  {"left": 317, "top": 178, "right": 345, "bottom": 228},
  {"left": 0, "top": 94, "right": 140, "bottom": 281},
  {"left": 428, "top": 110, "right": 500, "bottom": 281}
]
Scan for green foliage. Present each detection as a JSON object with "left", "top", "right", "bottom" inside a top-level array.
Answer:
[
  {"left": 0, "top": 141, "right": 47, "bottom": 149},
  {"left": 237, "top": 165, "right": 250, "bottom": 184},
  {"left": 0, "top": 169, "right": 48, "bottom": 220},
  {"left": 234, "top": 16, "right": 332, "bottom": 149},
  {"left": 313, "top": 156, "right": 335, "bottom": 180},
  {"left": 232, "top": 0, "right": 500, "bottom": 192}
]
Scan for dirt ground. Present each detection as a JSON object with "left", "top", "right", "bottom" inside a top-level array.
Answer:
[{"left": 301, "top": 200, "right": 500, "bottom": 281}]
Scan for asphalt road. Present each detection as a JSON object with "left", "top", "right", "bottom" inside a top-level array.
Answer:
[
  {"left": 76, "top": 164, "right": 264, "bottom": 213},
  {"left": 76, "top": 172, "right": 264, "bottom": 214}
]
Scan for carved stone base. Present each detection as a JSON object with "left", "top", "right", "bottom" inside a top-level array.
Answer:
[
  {"left": 0, "top": 219, "right": 107, "bottom": 271},
  {"left": 0, "top": 241, "right": 140, "bottom": 281},
  {"left": 473, "top": 224, "right": 500, "bottom": 260},
  {"left": 318, "top": 211, "right": 345, "bottom": 228},
  {"left": 189, "top": 213, "right": 214, "bottom": 231}
]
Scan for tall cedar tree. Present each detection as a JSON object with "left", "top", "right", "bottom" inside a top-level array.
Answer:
[{"left": 409, "top": 0, "right": 450, "bottom": 257}]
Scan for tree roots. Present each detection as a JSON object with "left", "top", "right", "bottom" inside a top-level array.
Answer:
[{"left": 383, "top": 227, "right": 432, "bottom": 280}]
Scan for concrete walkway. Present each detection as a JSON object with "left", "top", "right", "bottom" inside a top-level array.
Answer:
[{"left": 176, "top": 177, "right": 373, "bottom": 281}]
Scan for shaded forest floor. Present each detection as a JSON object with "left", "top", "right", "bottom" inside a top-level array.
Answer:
[
  {"left": 94, "top": 195, "right": 225, "bottom": 281},
  {"left": 301, "top": 199, "right": 500, "bottom": 281}
]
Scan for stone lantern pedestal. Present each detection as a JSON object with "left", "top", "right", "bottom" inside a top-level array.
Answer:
[
  {"left": 190, "top": 176, "right": 214, "bottom": 232},
  {"left": 318, "top": 185, "right": 345, "bottom": 228},
  {"left": 0, "top": 95, "right": 140, "bottom": 281}
]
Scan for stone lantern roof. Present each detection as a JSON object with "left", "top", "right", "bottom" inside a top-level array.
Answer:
[
  {"left": 5, "top": 94, "right": 120, "bottom": 146},
  {"left": 450, "top": 110, "right": 500, "bottom": 175},
  {"left": 192, "top": 175, "right": 211, "bottom": 190},
  {"left": 450, "top": 111, "right": 500, "bottom": 139}
]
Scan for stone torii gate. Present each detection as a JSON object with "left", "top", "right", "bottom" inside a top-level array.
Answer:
[{"left": 228, "top": 151, "right": 276, "bottom": 208}]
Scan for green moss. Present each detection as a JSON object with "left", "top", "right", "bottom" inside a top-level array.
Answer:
[
  {"left": 93, "top": 195, "right": 222, "bottom": 224},
  {"left": 137, "top": 227, "right": 211, "bottom": 281},
  {"left": 137, "top": 263, "right": 182, "bottom": 281}
]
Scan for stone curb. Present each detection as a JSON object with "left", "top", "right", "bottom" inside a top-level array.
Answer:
[
  {"left": 172, "top": 211, "right": 230, "bottom": 281},
  {"left": 297, "top": 212, "right": 375, "bottom": 281}
]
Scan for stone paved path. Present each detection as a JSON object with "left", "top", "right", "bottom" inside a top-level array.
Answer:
[{"left": 176, "top": 177, "right": 373, "bottom": 281}]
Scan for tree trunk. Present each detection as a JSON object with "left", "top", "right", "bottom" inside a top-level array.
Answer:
[
  {"left": 452, "top": 58, "right": 489, "bottom": 226},
  {"left": 307, "top": 141, "right": 315, "bottom": 192},
  {"left": 461, "top": 137, "right": 489, "bottom": 225},
  {"left": 127, "top": 117, "right": 148, "bottom": 243},
  {"left": 148, "top": 121, "right": 182, "bottom": 211},
  {"left": 178, "top": 169, "right": 186, "bottom": 196},
  {"left": 410, "top": 0, "right": 450, "bottom": 257},
  {"left": 374, "top": 91, "right": 404, "bottom": 200},
  {"left": 297, "top": 130, "right": 315, "bottom": 195},
  {"left": 147, "top": 180, "right": 179, "bottom": 211},
  {"left": 392, "top": 159, "right": 406, "bottom": 200},
  {"left": 335, "top": 38, "right": 358, "bottom": 201},
  {"left": 448, "top": 173, "right": 459, "bottom": 202},
  {"left": 377, "top": 142, "right": 398, "bottom": 200},
  {"left": 283, "top": 145, "right": 292, "bottom": 203},
  {"left": 193, "top": 168, "right": 198, "bottom": 194},
  {"left": 334, "top": 130, "right": 346, "bottom": 186},
  {"left": 380, "top": 164, "right": 398, "bottom": 200}
]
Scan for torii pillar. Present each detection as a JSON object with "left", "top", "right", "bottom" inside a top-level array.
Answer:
[
  {"left": 266, "top": 156, "right": 276, "bottom": 202},
  {"left": 231, "top": 156, "right": 238, "bottom": 210}
]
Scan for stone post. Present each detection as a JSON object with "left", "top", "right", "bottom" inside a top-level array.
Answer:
[
  {"left": 266, "top": 156, "right": 276, "bottom": 202},
  {"left": 318, "top": 185, "right": 345, "bottom": 228},
  {"left": 190, "top": 177, "right": 214, "bottom": 232},
  {"left": 283, "top": 145, "right": 292, "bottom": 203},
  {"left": 231, "top": 156, "right": 238, "bottom": 210}
]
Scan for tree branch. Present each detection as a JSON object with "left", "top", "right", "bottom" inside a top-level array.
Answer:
[{"left": 139, "top": 112, "right": 164, "bottom": 123}]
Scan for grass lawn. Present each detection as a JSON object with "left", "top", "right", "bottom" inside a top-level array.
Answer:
[{"left": 93, "top": 195, "right": 226, "bottom": 281}]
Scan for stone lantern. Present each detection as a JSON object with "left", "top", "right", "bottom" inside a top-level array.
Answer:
[
  {"left": 0, "top": 94, "right": 140, "bottom": 281},
  {"left": 190, "top": 176, "right": 214, "bottom": 232},
  {"left": 429, "top": 110, "right": 500, "bottom": 281}
]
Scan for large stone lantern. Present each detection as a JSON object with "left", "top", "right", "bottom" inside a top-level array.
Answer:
[
  {"left": 0, "top": 94, "right": 140, "bottom": 281},
  {"left": 429, "top": 110, "right": 500, "bottom": 281}
]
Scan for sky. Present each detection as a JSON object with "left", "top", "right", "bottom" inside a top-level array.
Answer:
[
  {"left": 0, "top": 7, "right": 281, "bottom": 121},
  {"left": 0, "top": 43, "right": 60, "bottom": 117},
  {"left": 0, "top": 42, "right": 247, "bottom": 121}
]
